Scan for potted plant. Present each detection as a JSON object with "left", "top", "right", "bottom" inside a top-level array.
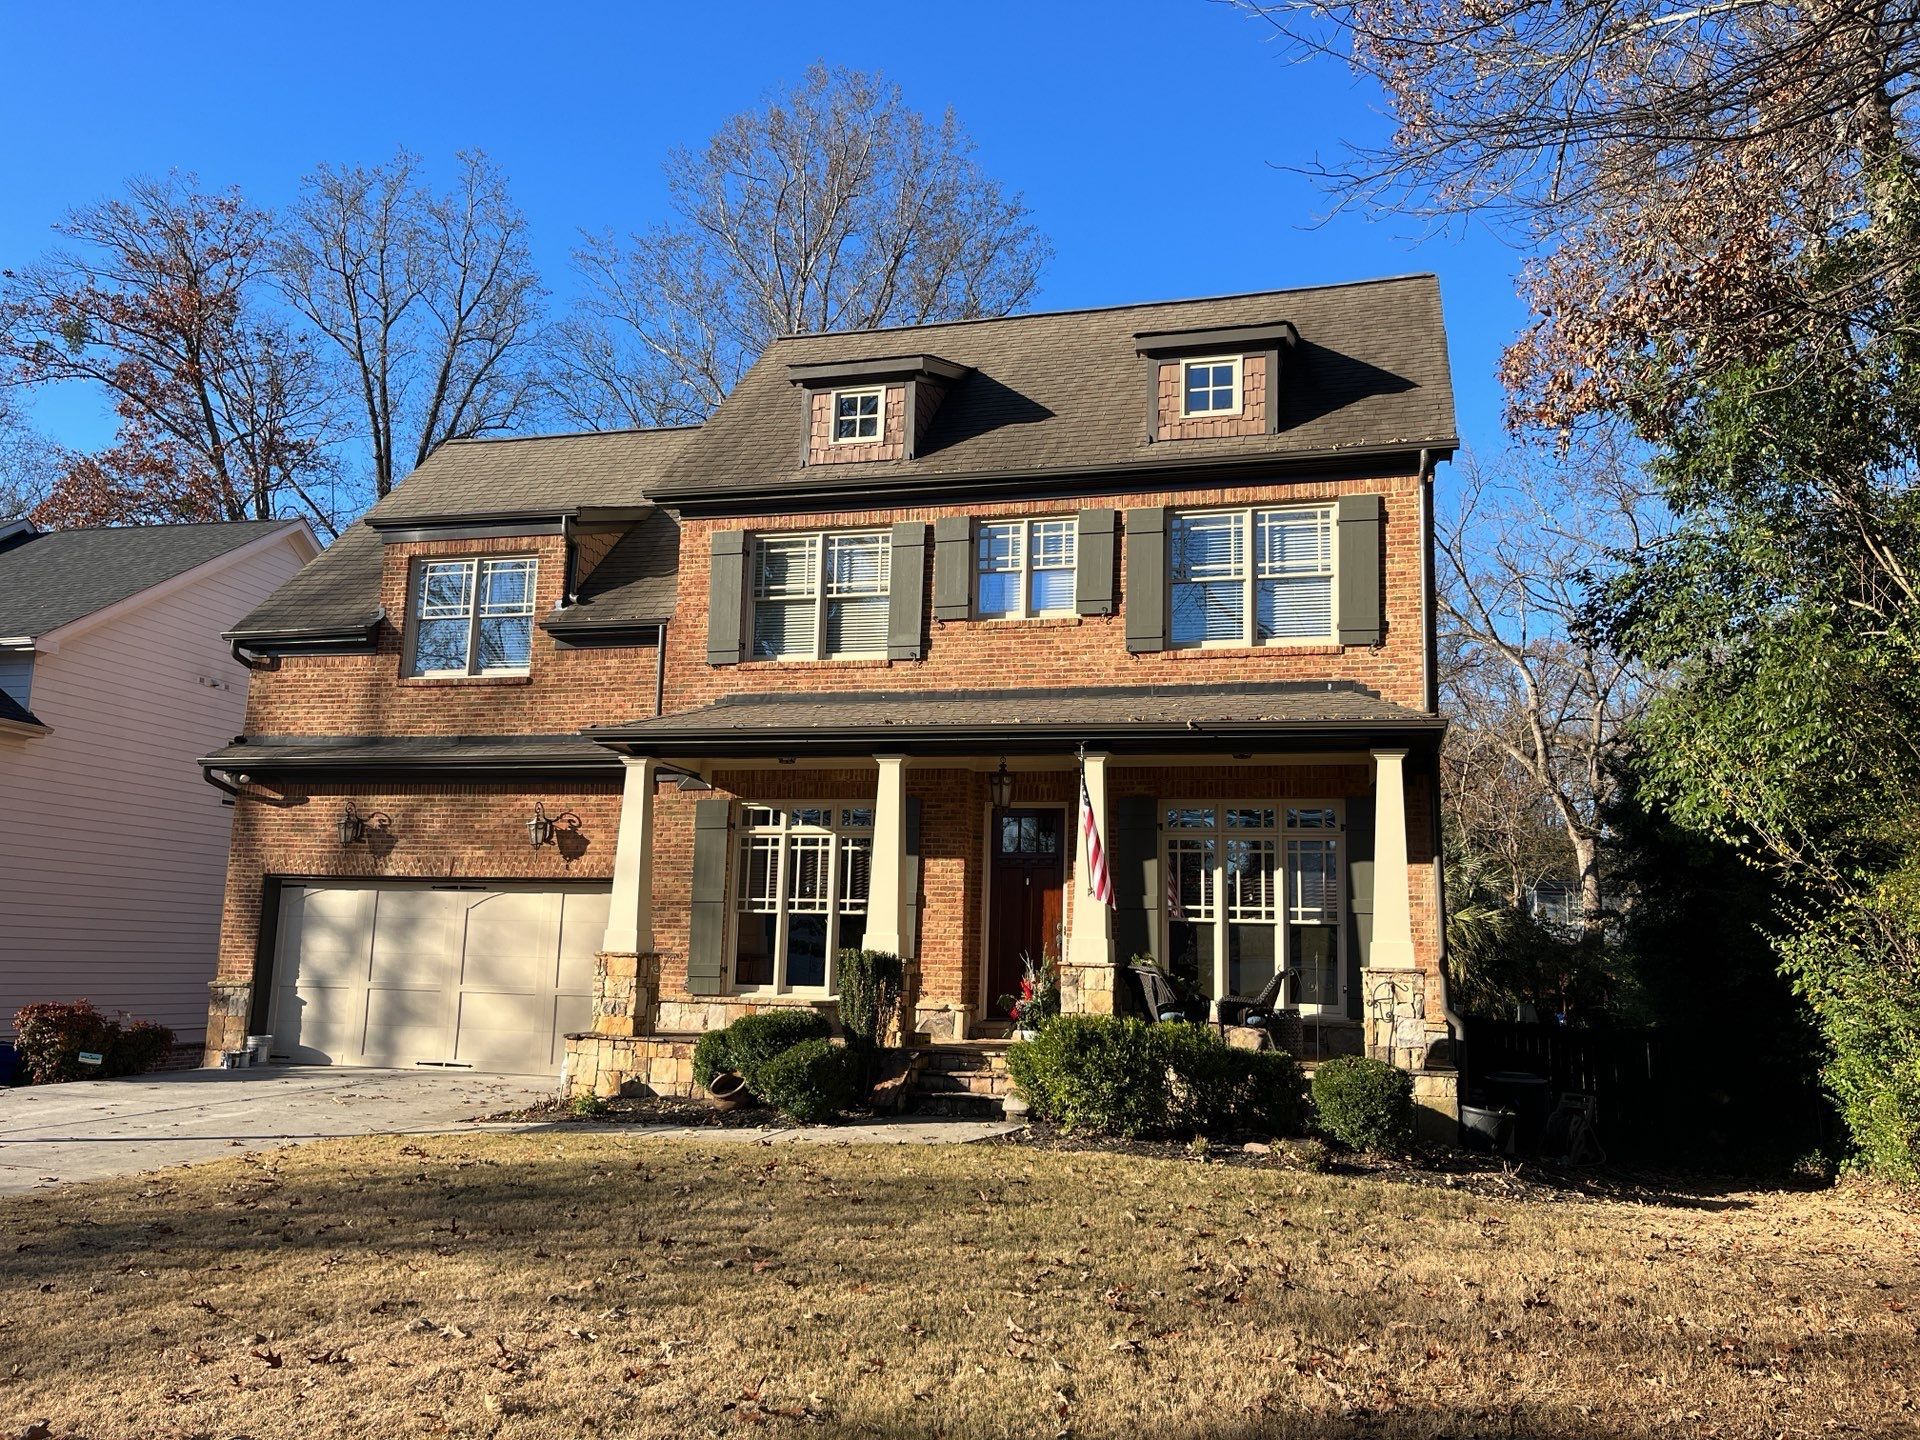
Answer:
[{"left": 998, "top": 951, "right": 1061, "bottom": 1040}]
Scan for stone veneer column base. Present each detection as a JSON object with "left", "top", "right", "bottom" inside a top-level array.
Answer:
[
  {"left": 562, "top": 1033, "right": 700, "bottom": 1100},
  {"left": 204, "top": 980, "right": 253, "bottom": 1066},
  {"left": 1059, "top": 961, "right": 1121, "bottom": 1016},
  {"left": 590, "top": 951, "right": 660, "bottom": 1038}
]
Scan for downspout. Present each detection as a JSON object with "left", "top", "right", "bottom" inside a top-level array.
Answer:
[
  {"left": 1428, "top": 453, "right": 1466, "bottom": 1059},
  {"left": 230, "top": 637, "right": 274, "bottom": 671},
  {"left": 561, "top": 514, "right": 580, "bottom": 606},
  {"left": 653, "top": 620, "right": 668, "bottom": 717}
]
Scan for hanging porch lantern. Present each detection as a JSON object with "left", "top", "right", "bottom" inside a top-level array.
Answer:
[{"left": 988, "top": 758, "right": 1015, "bottom": 810}]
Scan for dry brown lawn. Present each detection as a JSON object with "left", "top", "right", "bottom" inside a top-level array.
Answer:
[{"left": 1, "top": 1134, "right": 1917, "bottom": 1439}]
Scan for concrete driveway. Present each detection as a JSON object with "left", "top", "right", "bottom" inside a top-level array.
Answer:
[{"left": 0, "top": 1066, "right": 556, "bottom": 1194}]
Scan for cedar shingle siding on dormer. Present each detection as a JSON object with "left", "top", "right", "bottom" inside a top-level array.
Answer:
[
  {"left": 806, "top": 384, "right": 908, "bottom": 464},
  {"left": 1155, "top": 353, "right": 1269, "bottom": 440}
]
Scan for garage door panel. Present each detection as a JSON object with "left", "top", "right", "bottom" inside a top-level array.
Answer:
[{"left": 273, "top": 881, "right": 609, "bottom": 1075}]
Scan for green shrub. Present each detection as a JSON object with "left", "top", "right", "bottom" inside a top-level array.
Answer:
[
  {"left": 837, "top": 948, "right": 903, "bottom": 1087},
  {"left": 724, "top": 1009, "right": 834, "bottom": 1088},
  {"left": 692, "top": 1029, "right": 735, "bottom": 1090},
  {"left": 1008, "top": 1015, "right": 1168, "bottom": 1138},
  {"left": 752, "top": 1038, "right": 863, "bottom": 1123},
  {"left": 12, "top": 1001, "right": 175, "bottom": 1085},
  {"left": 1158, "top": 1024, "right": 1308, "bottom": 1137},
  {"left": 1311, "top": 1055, "right": 1416, "bottom": 1154}
]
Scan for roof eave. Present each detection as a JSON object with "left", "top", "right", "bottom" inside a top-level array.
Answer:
[
  {"left": 586, "top": 715, "right": 1446, "bottom": 759},
  {"left": 650, "top": 439, "right": 1459, "bottom": 513}
]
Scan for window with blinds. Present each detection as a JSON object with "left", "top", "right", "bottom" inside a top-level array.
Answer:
[
  {"left": 409, "top": 556, "right": 536, "bottom": 677},
  {"left": 751, "top": 530, "right": 890, "bottom": 660},
  {"left": 1169, "top": 506, "right": 1334, "bottom": 648},
  {"left": 977, "top": 516, "right": 1078, "bottom": 619},
  {"left": 733, "top": 803, "right": 873, "bottom": 994}
]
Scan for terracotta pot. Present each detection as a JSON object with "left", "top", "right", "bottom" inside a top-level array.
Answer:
[{"left": 706, "top": 1070, "right": 749, "bottom": 1110}]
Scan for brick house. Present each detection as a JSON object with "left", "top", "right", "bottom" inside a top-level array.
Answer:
[{"left": 202, "top": 275, "right": 1461, "bottom": 1125}]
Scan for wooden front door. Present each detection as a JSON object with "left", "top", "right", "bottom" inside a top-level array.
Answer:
[{"left": 986, "top": 808, "right": 1066, "bottom": 1018}]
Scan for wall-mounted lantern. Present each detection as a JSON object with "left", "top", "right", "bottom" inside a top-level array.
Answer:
[
  {"left": 988, "top": 758, "right": 1015, "bottom": 811},
  {"left": 337, "top": 802, "right": 391, "bottom": 846},
  {"left": 527, "top": 801, "right": 582, "bottom": 849}
]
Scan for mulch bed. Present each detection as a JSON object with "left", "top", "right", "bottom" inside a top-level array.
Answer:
[{"left": 991, "top": 1121, "right": 1820, "bottom": 1207}]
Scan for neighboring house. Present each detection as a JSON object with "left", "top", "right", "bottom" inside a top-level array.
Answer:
[
  {"left": 0, "top": 518, "right": 320, "bottom": 1047},
  {"left": 202, "top": 275, "right": 1461, "bottom": 1125}
]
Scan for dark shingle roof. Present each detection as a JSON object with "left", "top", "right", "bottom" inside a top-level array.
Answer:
[
  {"left": 0, "top": 689, "right": 45, "bottom": 730},
  {"left": 369, "top": 427, "right": 699, "bottom": 522},
  {"left": 0, "top": 520, "right": 300, "bottom": 640},
  {"left": 590, "top": 682, "right": 1442, "bottom": 755},
  {"left": 201, "top": 733, "right": 616, "bottom": 772},
  {"left": 654, "top": 275, "right": 1456, "bottom": 503},
  {"left": 547, "top": 508, "right": 681, "bottom": 632},
  {"left": 227, "top": 427, "right": 696, "bottom": 642}
]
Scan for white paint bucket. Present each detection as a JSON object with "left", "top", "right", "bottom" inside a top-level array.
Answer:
[{"left": 246, "top": 1035, "right": 273, "bottom": 1066}]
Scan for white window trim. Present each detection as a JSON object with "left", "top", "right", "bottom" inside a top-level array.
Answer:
[
  {"left": 731, "top": 802, "right": 874, "bottom": 997},
  {"left": 975, "top": 516, "right": 1079, "bottom": 621},
  {"left": 751, "top": 529, "right": 892, "bottom": 661},
  {"left": 1179, "top": 355, "right": 1243, "bottom": 418},
  {"left": 1168, "top": 504, "right": 1337, "bottom": 650},
  {"left": 405, "top": 555, "right": 537, "bottom": 678},
  {"left": 1160, "top": 800, "right": 1347, "bottom": 1018},
  {"left": 829, "top": 385, "right": 887, "bottom": 444}
]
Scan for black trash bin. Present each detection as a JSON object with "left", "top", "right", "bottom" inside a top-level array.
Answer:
[{"left": 1480, "top": 1071, "right": 1552, "bottom": 1154}]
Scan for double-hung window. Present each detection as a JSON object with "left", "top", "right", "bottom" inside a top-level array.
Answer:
[
  {"left": 752, "top": 530, "right": 891, "bottom": 660},
  {"left": 1181, "top": 356, "right": 1241, "bottom": 416},
  {"left": 409, "top": 556, "right": 536, "bottom": 677},
  {"left": 977, "top": 517, "right": 1077, "bottom": 619},
  {"left": 831, "top": 387, "right": 884, "bottom": 442},
  {"left": 1163, "top": 802, "right": 1345, "bottom": 1016},
  {"left": 1169, "top": 506, "right": 1334, "bottom": 647},
  {"left": 734, "top": 804, "right": 873, "bottom": 993}
]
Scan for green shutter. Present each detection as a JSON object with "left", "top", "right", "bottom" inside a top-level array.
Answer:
[
  {"left": 888, "top": 521, "right": 928, "bottom": 660},
  {"left": 707, "top": 530, "right": 747, "bottom": 665},
  {"left": 1124, "top": 507, "right": 1167, "bottom": 653},
  {"left": 1075, "top": 509, "right": 1117, "bottom": 616},
  {"left": 932, "top": 516, "right": 972, "bottom": 621},
  {"left": 1108, "top": 794, "right": 1160, "bottom": 968},
  {"left": 1335, "top": 494, "right": 1384, "bottom": 646},
  {"left": 685, "top": 798, "right": 732, "bottom": 995}
]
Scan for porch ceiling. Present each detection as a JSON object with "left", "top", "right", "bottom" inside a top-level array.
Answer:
[{"left": 588, "top": 682, "right": 1444, "bottom": 759}]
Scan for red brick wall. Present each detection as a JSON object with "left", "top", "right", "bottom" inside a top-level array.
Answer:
[
  {"left": 242, "top": 533, "right": 661, "bottom": 737},
  {"left": 668, "top": 474, "right": 1428, "bottom": 713},
  {"left": 213, "top": 777, "right": 625, "bottom": 984},
  {"left": 1155, "top": 353, "right": 1269, "bottom": 440}
]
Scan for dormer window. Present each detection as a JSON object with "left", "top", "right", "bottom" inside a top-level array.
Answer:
[
  {"left": 831, "top": 387, "right": 885, "bottom": 443},
  {"left": 1182, "top": 357, "right": 1242, "bottom": 417}
]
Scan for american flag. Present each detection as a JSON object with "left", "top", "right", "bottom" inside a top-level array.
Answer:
[
  {"left": 1166, "top": 855, "right": 1184, "bottom": 921},
  {"left": 1079, "top": 766, "right": 1114, "bottom": 907}
]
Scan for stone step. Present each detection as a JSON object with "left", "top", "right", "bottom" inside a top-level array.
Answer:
[{"left": 910, "top": 1090, "right": 1008, "bottom": 1119}]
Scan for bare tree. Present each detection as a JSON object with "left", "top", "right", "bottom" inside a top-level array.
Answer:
[
  {"left": 0, "top": 390, "right": 58, "bottom": 520},
  {"left": 1229, "top": 0, "right": 1919, "bottom": 434},
  {"left": 0, "top": 174, "right": 343, "bottom": 531},
  {"left": 279, "top": 149, "right": 544, "bottom": 497},
  {"left": 1437, "top": 451, "right": 1660, "bottom": 930},
  {"left": 547, "top": 65, "right": 1051, "bottom": 429}
]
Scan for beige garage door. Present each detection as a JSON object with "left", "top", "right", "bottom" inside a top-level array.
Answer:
[{"left": 269, "top": 883, "right": 608, "bottom": 1074}]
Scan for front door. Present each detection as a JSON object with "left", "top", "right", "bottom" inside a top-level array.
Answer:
[{"left": 986, "top": 808, "right": 1066, "bottom": 1019}]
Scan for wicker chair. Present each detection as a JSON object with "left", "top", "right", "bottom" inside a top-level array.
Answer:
[
  {"left": 1216, "top": 969, "right": 1304, "bottom": 1055},
  {"left": 1127, "top": 962, "right": 1191, "bottom": 1022}
]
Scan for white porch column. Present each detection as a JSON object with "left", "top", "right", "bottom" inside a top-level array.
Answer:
[
  {"left": 1369, "top": 747, "right": 1417, "bottom": 968},
  {"left": 1067, "top": 750, "right": 1112, "bottom": 971},
  {"left": 865, "top": 754, "right": 909, "bottom": 956},
  {"left": 602, "top": 755, "right": 661, "bottom": 955}
]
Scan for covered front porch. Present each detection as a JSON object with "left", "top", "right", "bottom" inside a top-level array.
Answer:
[{"left": 567, "top": 684, "right": 1453, "bottom": 1101}]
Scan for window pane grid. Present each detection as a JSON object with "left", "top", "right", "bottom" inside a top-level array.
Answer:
[
  {"left": 977, "top": 518, "right": 1077, "bottom": 619},
  {"left": 832, "top": 388, "right": 883, "bottom": 441},
  {"left": 752, "top": 531, "right": 889, "bottom": 660},
  {"left": 411, "top": 557, "right": 534, "bottom": 676},
  {"left": 734, "top": 803, "right": 873, "bottom": 994},
  {"left": 1171, "top": 508, "right": 1334, "bottom": 647}
]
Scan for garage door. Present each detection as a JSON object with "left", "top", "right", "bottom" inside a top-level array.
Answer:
[{"left": 268, "top": 882, "right": 609, "bottom": 1074}]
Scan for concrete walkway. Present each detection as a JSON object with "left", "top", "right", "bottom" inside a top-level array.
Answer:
[{"left": 0, "top": 1066, "right": 1017, "bottom": 1193}]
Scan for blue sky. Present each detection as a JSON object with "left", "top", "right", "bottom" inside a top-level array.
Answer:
[{"left": 0, "top": 0, "right": 1526, "bottom": 463}]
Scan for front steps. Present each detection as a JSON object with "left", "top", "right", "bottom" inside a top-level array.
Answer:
[{"left": 905, "top": 1041, "right": 1014, "bottom": 1118}]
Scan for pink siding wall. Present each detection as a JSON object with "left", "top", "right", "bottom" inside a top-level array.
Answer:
[{"left": 0, "top": 533, "right": 312, "bottom": 1043}]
